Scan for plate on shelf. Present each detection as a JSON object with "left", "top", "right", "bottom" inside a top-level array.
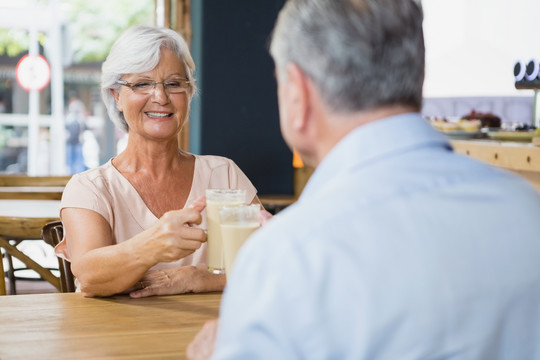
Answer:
[
  {"left": 441, "top": 131, "right": 484, "bottom": 140},
  {"left": 486, "top": 131, "right": 535, "bottom": 142}
]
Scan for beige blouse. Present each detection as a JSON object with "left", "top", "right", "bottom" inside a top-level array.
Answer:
[{"left": 55, "top": 155, "right": 257, "bottom": 271}]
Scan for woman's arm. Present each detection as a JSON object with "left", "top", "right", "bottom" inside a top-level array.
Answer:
[
  {"left": 128, "top": 197, "right": 271, "bottom": 298},
  {"left": 63, "top": 204, "right": 207, "bottom": 297}
]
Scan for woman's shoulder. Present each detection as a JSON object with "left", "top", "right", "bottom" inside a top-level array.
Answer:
[
  {"left": 66, "top": 160, "right": 119, "bottom": 192},
  {"left": 192, "top": 154, "right": 256, "bottom": 198},
  {"left": 61, "top": 160, "right": 122, "bottom": 228},
  {"left": 194, "top": 154, "right": 237, "bottom": 170},
  {"left": 70, "top": 160, "right": 114, "bottom": 182}
]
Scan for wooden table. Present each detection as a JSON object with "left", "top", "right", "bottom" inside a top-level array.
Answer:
[
  {"left": 0, "top": 292, "right": 221, "bottom": 359},
  {"left": 0, "top": 200, "right": 61, "bottom": 295},
  {"left": 259, "top": 195, "right": 297, "bottom": 214}
]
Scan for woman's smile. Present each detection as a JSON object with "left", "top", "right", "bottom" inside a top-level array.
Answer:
[{"left": 145, "top": 111, "right": 174, "bottom": 119}]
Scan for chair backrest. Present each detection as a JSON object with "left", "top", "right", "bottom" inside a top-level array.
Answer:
[
  {"left": 0, "top": 245, "right": 5, "bottom": 295},
  {"left": 41, "top": 221, "right": 76, "bottom": 293},
  {"left": 0, "top": 175, "right": 70, "bottom": 200},
  {"left": 0, "top": 175, "right": 71, "bottom": 187}
]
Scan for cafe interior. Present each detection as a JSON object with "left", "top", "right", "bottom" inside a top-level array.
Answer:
[{"left": 1, "top": 0, "right": 540, "bottom": 358}]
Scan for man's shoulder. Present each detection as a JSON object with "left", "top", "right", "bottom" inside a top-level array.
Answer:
[{"left": 249, "top": 191, "right": 347, "bottom": 249}]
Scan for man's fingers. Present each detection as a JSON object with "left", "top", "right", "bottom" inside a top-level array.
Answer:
[
  {"left": 260, "top": 209, "right": 273, "bottom": 225},
  {"left": 186, "top": 319, "right": 219, "bottom": 360}
]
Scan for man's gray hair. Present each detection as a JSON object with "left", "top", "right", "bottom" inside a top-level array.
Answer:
[
  {"left": 101, "top": 26, "right": 197, "bottom": 132},
  {"left": 269, "top": 0, "right": 425, "bottom": 113}
]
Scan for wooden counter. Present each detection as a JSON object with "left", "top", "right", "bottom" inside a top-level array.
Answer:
[{"left": 451, "top": 139, "right": 540, "bottom": 192}]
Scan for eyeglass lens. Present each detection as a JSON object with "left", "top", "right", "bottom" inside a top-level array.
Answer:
[{"left": 129, "top": 80, "right": 189, "bottom": 94}]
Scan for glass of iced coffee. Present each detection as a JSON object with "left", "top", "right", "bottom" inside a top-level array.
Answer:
[
  {"left": 205, "top": 189, "right": 246, "bottom": 274},
  {"left": 219, "top": 204, "right": 261, "bottom": 276}
]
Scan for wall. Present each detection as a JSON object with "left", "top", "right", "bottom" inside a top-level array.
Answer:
[
  {"left": 422, "top": 0, "right": 540, "bottom": 125},
  {"left": 190, "top": 0, "right": 292, "bottom": 196},
  {"left": 423, "top": 0, "right": 540, "bottom": 98}
]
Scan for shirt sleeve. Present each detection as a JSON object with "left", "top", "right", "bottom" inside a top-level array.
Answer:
[
  {"left": 60, "top": 172, "right": 113, "bottom": 222},
  {"left": 56, "top": 172, "right": 114, "bottom": 261}
]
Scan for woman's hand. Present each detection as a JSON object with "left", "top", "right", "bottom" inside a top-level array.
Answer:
[
  {"left": 129, "top": 265, "right": 225, "bottom": 298},
  {"left": 143, "top": 199, "right": 207, "bottom": 264}
]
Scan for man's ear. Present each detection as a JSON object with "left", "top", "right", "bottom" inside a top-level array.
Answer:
[
  {"left": 285, "top": 63, "right": 311, "bottom": 133},
  {"left": 110, "top": 88, "right": 122, "bottom": 112}
]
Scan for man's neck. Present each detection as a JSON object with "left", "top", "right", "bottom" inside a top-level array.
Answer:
[{"left": 312, "top": 104, "right": 418, "bottom": 167}]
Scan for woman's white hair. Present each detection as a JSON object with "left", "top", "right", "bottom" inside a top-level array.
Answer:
[{"left": 101, "top": 26, "right": 197, "bottom": 132}]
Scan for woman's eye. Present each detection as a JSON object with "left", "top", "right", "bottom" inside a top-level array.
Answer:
[
  {"left": 133, "top": 82, "right": 152, "bottom": 89},
  {"left": 165, "top": 81, "right": 181, "bottom": 88}
]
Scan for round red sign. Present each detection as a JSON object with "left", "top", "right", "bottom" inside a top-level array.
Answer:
[{"left": 16, "top": 54, "right": 51, "bottom": 91}]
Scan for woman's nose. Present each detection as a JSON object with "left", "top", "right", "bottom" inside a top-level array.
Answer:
[{"left": 150, "top": 83, "right": 170, "bottom": 102}]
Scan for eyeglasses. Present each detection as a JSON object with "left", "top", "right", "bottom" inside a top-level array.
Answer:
[{"left": 116, "top": 79, "right": 191, "bottom": 95}]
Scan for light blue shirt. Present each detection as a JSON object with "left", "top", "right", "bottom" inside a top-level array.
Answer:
[{"left": 213, "top": 113, "right": 540, "bottom": 359}]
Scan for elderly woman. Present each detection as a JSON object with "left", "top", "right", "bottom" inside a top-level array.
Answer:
[{"left": 56, "top": 26, "right": 260, "bottom": 297}]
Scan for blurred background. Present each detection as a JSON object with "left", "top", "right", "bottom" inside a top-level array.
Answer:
[
  {"left": 0, "top": 0, "right": 539, "bottom": 197},
  {"left": 0, "top": 0, "right": 155, "bottom": 176}
]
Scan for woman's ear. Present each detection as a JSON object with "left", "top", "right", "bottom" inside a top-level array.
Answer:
[{"left": 110, "top": 88, "right": 122, "bottom": 112}]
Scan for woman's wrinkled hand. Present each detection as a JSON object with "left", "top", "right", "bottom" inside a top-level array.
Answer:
[
  {"left": 145, "top": 198, "right": 207, "bottom": 264},
  {"left": 129, "top": 265, "right": 225, "bottom": 298}
]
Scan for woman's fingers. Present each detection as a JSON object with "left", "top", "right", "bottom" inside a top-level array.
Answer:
[
  {"left": 188, "top": 195, "right": 206, "bottom": 212},
  {"left": 129, "top": 269, "right": 174, "bottom": 298},
  {"left": 150, "top": 208, "right": 208, "bottom": 263},
  {"left": 179, "top": 226, "right": 207, "bottom": 243},
  {"left": 162, "top": 207, "right": 204, "bottom": 227}
]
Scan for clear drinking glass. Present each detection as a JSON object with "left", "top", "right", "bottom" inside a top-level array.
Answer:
[
  {"left": 219, "top": 204, "right": 261, "bottom": 276},
  {"left": 205, "top": 189, "right": 246, "bottom": 274}
]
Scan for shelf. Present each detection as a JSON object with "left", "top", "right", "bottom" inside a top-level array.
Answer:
[
  {"left": 451, "top": 139, "right": 540, "bottom": 192},
  {"left": 515, "top": 82, "right": 540, "bottom": 90}
]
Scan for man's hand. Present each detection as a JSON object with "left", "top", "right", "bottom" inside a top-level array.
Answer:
[{"left": 186, "top": 319, "right": 219, "bottom": 360}]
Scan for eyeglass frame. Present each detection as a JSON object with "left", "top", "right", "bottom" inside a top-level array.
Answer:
[{"left": 116, "top": 79, "right": 191, "bottom": 95}]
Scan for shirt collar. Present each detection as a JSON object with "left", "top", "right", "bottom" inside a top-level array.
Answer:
[{"left": 300, "top": 112, "right": 451, "bottom": 199}]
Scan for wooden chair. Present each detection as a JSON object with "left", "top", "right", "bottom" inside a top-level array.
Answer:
[
  {"left": 0, "top": 175, "right": 70, "bottom": 200},
  {"left": 0, "top": 175, "right": 69, "bottom": 293},
  {"left": 0, "top": 175, "right": 71, "bottom": 187},
  {"left": 41, "top": 221, "right": 75, "bottom": 293},
  {"left": 0, "top": 248, "right": 5, "bottom": 295}
]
